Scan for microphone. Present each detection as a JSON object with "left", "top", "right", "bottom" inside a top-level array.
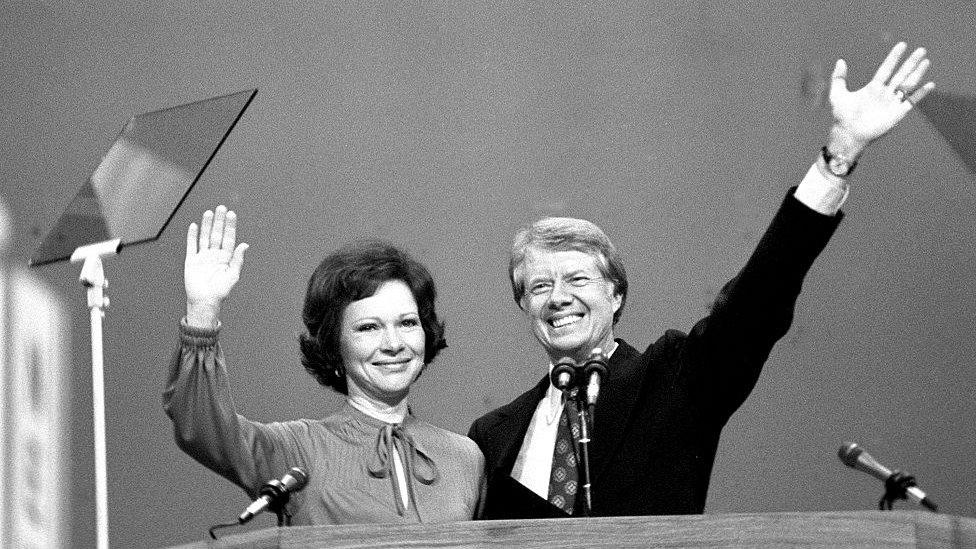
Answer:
[
  {"left": 238, "top": 467, "right": 309, "bottom": 524},
  {"left": 582, "top": 348, "right": 608, "bottom": 407},
  {"left": 550, "top": 357, "right": 578, "bottom": 392},
  {"left": 838, "top": 442, "right": 937, "bottom": 512}
]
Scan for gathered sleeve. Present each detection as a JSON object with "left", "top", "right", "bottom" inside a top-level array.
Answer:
[{"left": 162, "top": 320, "right": 310, "bottom": 499}]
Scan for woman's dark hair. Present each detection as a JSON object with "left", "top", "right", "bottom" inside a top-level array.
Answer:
[{"left": 298, "top": 240, "right": 447, "bottom": 394}]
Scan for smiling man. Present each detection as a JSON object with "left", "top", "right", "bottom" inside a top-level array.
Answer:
[
  {"left": 518, "top": 246, "right": 624, "bottom": 365},
  {"left": 468, "top": 42, "right": 935, "bottom": 519}
]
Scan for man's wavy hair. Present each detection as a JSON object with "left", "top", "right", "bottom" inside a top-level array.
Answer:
[
  {"left": 509, "top": 217, "right": 628, "bottom": 324},
  {"left": 298, "top": 240, "right": 447, "bottom": 394}
]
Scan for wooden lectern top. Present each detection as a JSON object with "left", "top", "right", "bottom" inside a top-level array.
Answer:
[{"left": 170, "top": 510, "right": 976, "bottom": 549}]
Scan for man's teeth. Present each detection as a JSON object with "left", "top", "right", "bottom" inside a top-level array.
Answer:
[{"left": 550, "top": 315, "right": 582, "bottom": 328}]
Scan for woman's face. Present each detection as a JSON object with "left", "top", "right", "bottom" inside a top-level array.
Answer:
[{"left": 339, "top": 279, "right": 426, "bottom": 406}]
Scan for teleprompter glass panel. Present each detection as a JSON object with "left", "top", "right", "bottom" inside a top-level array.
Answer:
[{"left": 30, "top": 89, "right": 257, "bottom": 266}]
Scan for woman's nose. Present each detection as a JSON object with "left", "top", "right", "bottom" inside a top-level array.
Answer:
[{"left": 380, "top": 327, "right": 405, "bottom": 352}]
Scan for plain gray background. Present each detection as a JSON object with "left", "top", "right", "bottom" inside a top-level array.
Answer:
[{"left": 3, "top": 1, "right": 975, "bottom": 547}]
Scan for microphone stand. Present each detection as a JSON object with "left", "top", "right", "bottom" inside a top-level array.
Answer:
[
  {"left": 551, "top": 355, "right": 602, "bottom": 517},
  {"left": 572, "top": 389, "right": 594, "bottom": 517},
  {"left": 274, "top": 506, "right": 293, "bottom": 526},
  {"left": 879, "top": 471, "right": 936, "bottom": 512},
  {"left": 70, "top": 238, "right": 121, "bottom": 549},
  {"left": 575, "top": 349, "right": 607, "bottom": 517}
]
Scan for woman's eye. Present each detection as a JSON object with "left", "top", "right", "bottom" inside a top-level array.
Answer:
[
  {"left": 401, "top": 318, "right": 420, "bottom": 328},
  {"left": 357, "top": 323, "right": 378, "bottom": 332}
]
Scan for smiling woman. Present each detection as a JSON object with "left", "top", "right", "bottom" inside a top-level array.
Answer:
[
  {"left": 163, "top": 206, "right": 484, "bottom": 525},
  {"left": 297, "top": 240, "right": 447, "bottom": 403},
  {"left": 340, "top": 280, "right": 427, "bottom": 407}
]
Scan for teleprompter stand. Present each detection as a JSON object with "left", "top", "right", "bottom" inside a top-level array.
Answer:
[{"left": 30, "top": 89, "right": 257, "bottom": 548}]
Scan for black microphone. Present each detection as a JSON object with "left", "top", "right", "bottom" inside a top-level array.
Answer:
[
  {"left": 238, "top": 467, "right": 309, "bottom": 524},
  {"left": 550, "top": 357, "right": 578, "bottom": 392},
  {"left": 838, "top": 442, "right": 937, "bottom": 511},
  {"left": 582, "top": 348, "right": 608, "bottom": 407}
]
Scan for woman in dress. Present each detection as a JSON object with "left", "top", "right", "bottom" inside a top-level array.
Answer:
[{"left": 164, "top": 205, "right": 484, "bottom": 524}]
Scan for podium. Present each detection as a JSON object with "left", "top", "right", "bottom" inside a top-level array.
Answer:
[{"left": 170, "top": 511, "right": 976, "bottom": 548}]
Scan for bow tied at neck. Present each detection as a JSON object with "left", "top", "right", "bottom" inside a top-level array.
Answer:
[{"left": 367, "top": 423, "right": 440, "bottom": 518}]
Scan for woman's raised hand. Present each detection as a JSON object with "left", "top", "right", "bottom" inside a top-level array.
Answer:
[{"left": 184, "top": 205, "right": 249, "bottom": 328}]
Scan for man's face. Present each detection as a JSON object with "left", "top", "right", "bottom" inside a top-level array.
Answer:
[{"left": 518, "top": 247, "right": 622, "bottom": 363}]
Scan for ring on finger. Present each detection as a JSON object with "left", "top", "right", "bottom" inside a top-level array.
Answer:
[{"left": 893, "top": 88, "right": 909, "bottom": 102}]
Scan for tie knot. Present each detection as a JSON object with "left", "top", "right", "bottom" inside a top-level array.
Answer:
[{"left": 366, "top": 423, "right": 441, "bottom": 517}]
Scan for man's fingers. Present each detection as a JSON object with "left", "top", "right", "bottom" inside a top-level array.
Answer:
[
  {"left": 898, "top": 58, "right": 931, "bottom": 94},
  {"left": 186, "top": 222, "right": 198, "bottom": 257},
  {"left": 831, "top": 59, "right": 848, "bottom": 81},
  {"left": 871, "top": 42, "right": 907, "bottom": 85},
  {"left": 829, "top": 59, "right": 849, "bottom": 100},
  {"left": 908, "top": 81, "right": 936, "bottom": 105},
  {"left": 888, "top": 47, "right": 927, "bottom": 89}
]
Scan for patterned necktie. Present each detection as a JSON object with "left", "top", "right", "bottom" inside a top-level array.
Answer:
[{"left": 548, "top": 394, "right": 579, "bottom": 514}]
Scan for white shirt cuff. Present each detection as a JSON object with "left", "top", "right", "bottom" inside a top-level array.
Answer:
[{"left": 794, "top": 162, "right": 850, "bottom": 216}]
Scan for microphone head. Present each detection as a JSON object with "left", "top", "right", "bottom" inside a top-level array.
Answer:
[
  {"left": 837, "top": 442, "right": 892, "bottom": 481},
  {"left": 551, "top": 357, "right": 578, "bottom": 390},
  {"left": 583, "top": 348, "right": 608, "bottom": 374},
  {"left": 283, "top": 467, "right": 309, "bottom": 491},
  {"left": 838, "top": 442, "right": 863, "bottom": 468},
  {"left": 588, "top": 348, "right": 607, "bottom": 362}
]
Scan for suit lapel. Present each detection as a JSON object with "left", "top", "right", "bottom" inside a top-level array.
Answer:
[
  {"left": 490, "top": 374, "right": 550, "bottom": 474},
  {"left": 587, "top": 339, "right": 643, "bottom": 481},
  {"left": 485, "top": 351, "right": 646, "bottom": 517},
  {"left": 483, "top": 374, "right": 571, "bottom": 517}
]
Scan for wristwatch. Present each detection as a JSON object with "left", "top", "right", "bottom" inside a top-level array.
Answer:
[{"left": 821, "top": 146, "right": 857, "bottom": 177}]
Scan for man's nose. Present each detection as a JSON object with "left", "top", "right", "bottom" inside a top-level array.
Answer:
[{"left": 546, "top": 279, "right": 573, "bottom": 307}]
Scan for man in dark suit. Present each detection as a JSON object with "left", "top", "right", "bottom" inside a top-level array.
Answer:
[{"left": 468, "top": 42, "right": 934, "bottom": 519}]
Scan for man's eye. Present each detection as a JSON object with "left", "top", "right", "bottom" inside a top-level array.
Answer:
[
  {"left": 570, "top": 276, "right": 592, "bottom": 286},
  {"left": 530, "top": 282, "right": 552, "bottom": 295}
]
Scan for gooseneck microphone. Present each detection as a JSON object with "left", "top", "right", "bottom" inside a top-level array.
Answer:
[
  {"left": 548, "top": 351, "right": 609, "bottom": 517},
  {"left": 838, "top": 442, "right": 938, "bottom": 512},
  {"left": 238, "top": 467, "right": 309, "bottom": 524},
  {"left": 550, "top": 357, "right": 578, "bottom": 392},
  {"left": 582, "top": 348, "right": 609, "bottom": 407}
]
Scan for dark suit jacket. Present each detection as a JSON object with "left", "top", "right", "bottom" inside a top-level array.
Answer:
[{"left": 468, "top": 190, "right": 842, "bottom": 519}]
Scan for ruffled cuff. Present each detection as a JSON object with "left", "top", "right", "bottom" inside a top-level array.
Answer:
[{"left": 179, "top": 317, "right": 221, "bottom": 347}]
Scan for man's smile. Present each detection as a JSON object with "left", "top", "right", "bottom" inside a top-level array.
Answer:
[{"left": 548, "top": 313, "right": 584, "bottom": 329}]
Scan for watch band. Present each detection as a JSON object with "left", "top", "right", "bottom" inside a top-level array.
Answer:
[{"left": 821, "top": 146, "right": 857, "bottom": 177}]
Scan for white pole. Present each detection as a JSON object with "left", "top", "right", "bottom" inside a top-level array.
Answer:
[
  {"left": 73, "top": 239, "right": 119, "bottom": 549},
  {"left": 88, "top": 287, "right": 108, "bottom": 549}
]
